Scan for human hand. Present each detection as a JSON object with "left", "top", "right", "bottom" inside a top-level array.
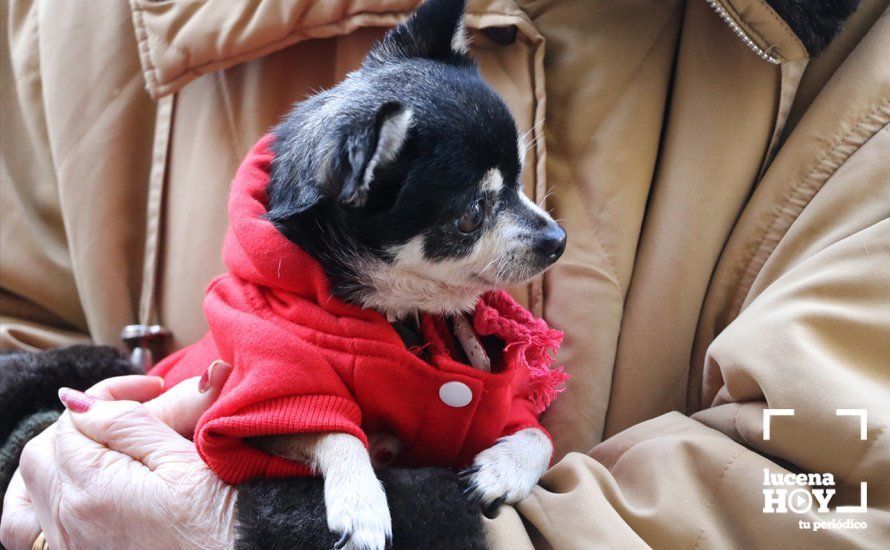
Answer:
[{"left": 1, "top": 361, "right": 235, "bottom": 550}]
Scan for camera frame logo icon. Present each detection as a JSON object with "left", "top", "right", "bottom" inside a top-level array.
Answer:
[{"left": 761, "top": 408, "right": 868, "bottom": 516}]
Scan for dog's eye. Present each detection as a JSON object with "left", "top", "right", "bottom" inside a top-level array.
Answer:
[{"left": 456, "top": 198, "right": 486, "bottom": 233}]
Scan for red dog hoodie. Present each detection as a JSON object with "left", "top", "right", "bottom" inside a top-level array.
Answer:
[{"left": 151, "top": 135, "right": 568, "bottom": 485}]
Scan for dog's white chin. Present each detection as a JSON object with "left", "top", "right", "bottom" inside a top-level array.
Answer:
[
  {"left": 359, "top": 269, "right": 486, "bottom": 319},
  {"left": 350, "top": 236, "right": 552, "bottom": 319},
  {"left": 356, "top": 263, "right": 552, "bottom": 319}
]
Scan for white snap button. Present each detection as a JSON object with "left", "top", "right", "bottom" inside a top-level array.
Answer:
[{"left": 439, "top": 381, "right": 473, "bottom": 408}]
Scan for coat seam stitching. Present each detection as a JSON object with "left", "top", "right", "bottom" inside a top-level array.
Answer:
[
  {"left": 730, "top": 100, "right": 890, "bottom": 321},
  {"left": 129, "top": 1, "right": 161, "bottom": 94},
  {"left": 692, "top": 448, "right": 747, "bottom": 549}
]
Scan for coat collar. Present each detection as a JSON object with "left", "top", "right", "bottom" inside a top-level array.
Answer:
[
  {"left": 706, "top": 0, "right": 859, "bottom": 64},
  {"left": 129, "top": 0, "right": 423, "bottom": 99},
  {"left": 128, "top": 0, "right": 535, "bottom": 99}
]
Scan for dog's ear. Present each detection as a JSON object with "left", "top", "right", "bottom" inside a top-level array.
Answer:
[
  {"left": 267, "top": 102, "right": 412, "bottom": 220},
  {"left": 337, "top": 101, "right": 413, "bottom": 208},
  {"left": 372, "top": 0, "right": 470, "bottom": 62}
]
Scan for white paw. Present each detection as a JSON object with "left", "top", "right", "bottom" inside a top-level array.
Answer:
[
  {"left": 314, "top": 433, "right": 392, "bottom": 549},
  {"left": 461, "top": 428, "right": 552, "bottom": 508},
  {"left": 325, "top": 470, "right": 392, "bottom": 550}
]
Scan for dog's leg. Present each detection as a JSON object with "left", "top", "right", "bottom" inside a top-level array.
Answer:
[
  {"left": 254, "top": 433, "right": 392, "bottom": 550},
  {"left": 317, "top": 433, "right": 392, "bottom": 550},
  {"left": 460, "top": 428, "right": 551, "bottom": 510}
]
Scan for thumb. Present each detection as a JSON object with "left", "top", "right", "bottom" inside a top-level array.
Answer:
[{"left": 143, "top": 360, "right": 233, "bottom": 436}]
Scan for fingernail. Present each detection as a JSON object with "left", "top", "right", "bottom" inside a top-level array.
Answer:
[
  {"left": 198, "top": 366, "right": 212, "bottom": 393},
  {"left": 199, "top": 360, "right": 231, "bottom": 393},
  {"left": 58, "top": 388, "right": 96, "bottom": 413}
]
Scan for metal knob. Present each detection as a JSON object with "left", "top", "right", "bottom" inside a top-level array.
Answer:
[{"left": 121, "top": 324, "right": 171, "bottom": 371}]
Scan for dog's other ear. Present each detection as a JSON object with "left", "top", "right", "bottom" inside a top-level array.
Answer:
[
  {"left": 372, "top": 0, "right": 470, "bottom": 62},
  {"left": 338, "top": 101, "right": 412, "bottom": 208}
]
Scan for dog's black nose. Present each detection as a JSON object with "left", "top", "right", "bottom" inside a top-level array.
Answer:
[{"left": 537, "top": 223, "right": 567, "bottom": 264}]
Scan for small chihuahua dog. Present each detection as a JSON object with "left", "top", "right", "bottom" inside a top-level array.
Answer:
[{"left": 256, "top": 0, "right": 566, "bottom": 548}]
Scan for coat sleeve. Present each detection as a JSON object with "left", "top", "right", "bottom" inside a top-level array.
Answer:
[
  {"left": 193, "top": 276, "right": 367, "bottom": 485},
  {"left": 484, "top": 219, "right": 890, "bottom": 548}
]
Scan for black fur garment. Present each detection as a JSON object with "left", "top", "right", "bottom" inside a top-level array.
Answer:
[
  {"left": 237, "top": 468, "right": 485, "bottom": 550},
  {"left": 765, "top": 0, "right": 860, "bottom": 55}
]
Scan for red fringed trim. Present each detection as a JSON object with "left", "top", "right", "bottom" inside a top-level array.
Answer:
[{"left": 474, "top": 291, "right": 569, "bottom": 413}]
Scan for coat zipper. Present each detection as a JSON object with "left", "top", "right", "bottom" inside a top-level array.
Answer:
[{"left": 705, "top": 0, "right": 781, "bottom": 64}]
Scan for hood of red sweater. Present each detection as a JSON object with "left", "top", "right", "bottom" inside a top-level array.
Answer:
[{"left": 223, "top": 134, "right": 376, "bottom": 318}]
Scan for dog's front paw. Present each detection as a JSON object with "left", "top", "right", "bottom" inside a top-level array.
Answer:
[
  {"left": 460, "top": 428, "right": 552, "bottom": 511},
  {"left": 325, "top": 472, "right": 392, "bottom": 550}
]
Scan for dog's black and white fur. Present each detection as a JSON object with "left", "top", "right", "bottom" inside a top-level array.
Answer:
[{"left": 257, "top": 1, "right": 566, "bottom": 548}]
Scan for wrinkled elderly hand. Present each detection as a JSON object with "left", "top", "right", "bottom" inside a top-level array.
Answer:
[{"left": 0, "top": 362, "right": 235, "bottom": 550}]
